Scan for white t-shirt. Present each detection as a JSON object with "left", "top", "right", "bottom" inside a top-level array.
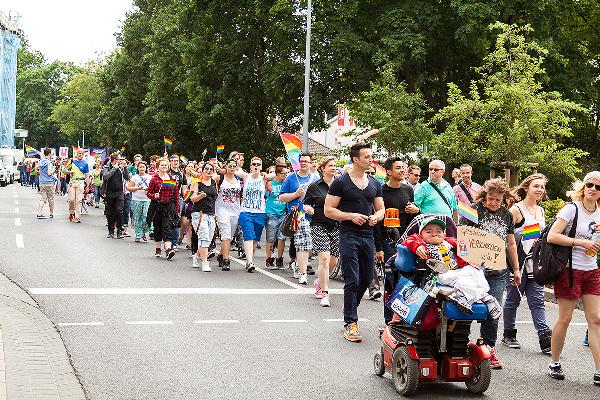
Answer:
[
  {"left": 215, "top": 176, "right": 242, "bottom": 215},
  {"left": 241, "top": 174, "right": 266, "bottom": 213},
  {"left": 557, "top": 201, "right": 600, "bottom": 271},
  {"left": 130, "top": 174, "right": 151, "bottom": 202}
]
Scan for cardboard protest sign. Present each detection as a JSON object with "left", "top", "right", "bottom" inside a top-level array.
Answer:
[{"left": 456, "top": 225, "right": 506, "bottom": 270}]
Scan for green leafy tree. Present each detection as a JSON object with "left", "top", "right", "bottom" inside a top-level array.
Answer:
[
  {"left": 431, "top": 23, "right": 587, "bottom": 180},
  {"left": 16, "top": 40, "right": 80, "bottom": 147},
  {"left": 49, "top": 67, "right": 106, "bottom": 146},
  {"left": 348, "top": 65, "right": 432, "bottom": 155}
]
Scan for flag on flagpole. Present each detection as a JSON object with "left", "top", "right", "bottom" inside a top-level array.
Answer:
[
  {"left": 25, "top": 145, "right": 41, "bottom": 157},
  {"left": 216, "top": 145, "right": 225, "bottom": 154},
  {"left": 183, "top": 190, "right": 192, "bottom": 202},
  {"left": 458, "top": 201, "right": 479, "bottom": 224},
  {"left": 163, "top": 137, "right": 173, "bottom": 147},
  {"left": 179, "top": 155, "right": 188, "bottom": 164},
  {"left": 280, "top": 133, "right": 302, "bottom": 171},
  {"left": 201, "top": 148, "right": 207, "bottom": 161}
]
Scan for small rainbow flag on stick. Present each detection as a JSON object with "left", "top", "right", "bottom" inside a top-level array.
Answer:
[
  {"left": 179, "top": 155, "right": 188, "bottom": 164},
  {"left": 216, "top": 145, "right": 225, "bottom": 154},
  {"left": 162, "top": 179, "right": 177, "bottom": 188},
  {"left": 371, "top": 161, "right": 387, "bottom": 183},
  {"left": 458, "top": 201, "right": 479, "bottom": 224},
  {"left": 280, "top": 133, "right": 302, "bottom": 171},
  {"left": 163, "top": 137, "right": 173, "bottom": 147},
  {"left": 183, "top": 190, "right": 192, "bottom": 202},
  {"left": 25, "top": 145, "right": 41, "bottom": 157},
  {"left": 522, "top": 223, "right": 541, "bottom": 240}
]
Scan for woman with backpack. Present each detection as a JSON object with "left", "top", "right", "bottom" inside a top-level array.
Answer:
[
  {"left": 502, "top": 174, "right": 552, "bottom": 353},
  {"left": 547, "top": 171, "right": 600, "bottom": 385}
]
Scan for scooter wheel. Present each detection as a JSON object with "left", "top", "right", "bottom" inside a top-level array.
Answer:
[
  {"left": 466, "top": 358, "right": 492, "bottom": 394},
  {"left": 373, "top": 351, "right": 385, "bottom": 376},
  {"left": 392, "top": 347, "right": 419, "bottom": 395}
]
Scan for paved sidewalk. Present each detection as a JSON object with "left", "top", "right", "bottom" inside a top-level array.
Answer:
[{"left": 0, "top": 273, "right": 85, "bottom": 400}]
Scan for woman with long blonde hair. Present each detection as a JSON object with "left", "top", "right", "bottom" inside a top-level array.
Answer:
[{"left": 502, "top": 173, "right": 552, "bottom": 353}]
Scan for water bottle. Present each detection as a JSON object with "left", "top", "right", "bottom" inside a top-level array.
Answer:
[{"left": 585, "top": 232, "right": 600, "bottom": 256}]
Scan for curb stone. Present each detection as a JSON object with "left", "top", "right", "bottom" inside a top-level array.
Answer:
[{"left": 0, "top": 272, "right": 86, "bottom": 400}]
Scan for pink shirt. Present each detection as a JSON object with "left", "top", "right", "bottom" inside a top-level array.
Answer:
[{"left": 453, "top": 181, "right": 482, "bottom": 205}]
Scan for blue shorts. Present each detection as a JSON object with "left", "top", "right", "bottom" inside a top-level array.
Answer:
[
  {"left": 265, "top": 213, "right": 286, "bottom": 243},
  {"left": 238, "top": 212, "right": 266, "bottom": 242}
]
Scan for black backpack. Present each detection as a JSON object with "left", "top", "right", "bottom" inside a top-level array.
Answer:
[{"left": 531, "top": 203, "right": 578, "bottom": 287}]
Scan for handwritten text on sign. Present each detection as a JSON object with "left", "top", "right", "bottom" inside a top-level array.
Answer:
[{"left": 457, "top": 226, "right": 506, "bottom": 270}]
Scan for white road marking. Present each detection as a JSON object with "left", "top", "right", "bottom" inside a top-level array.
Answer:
[
  {"left": 28, "top": 287, "right": 323, "bottom": 295},
  {"left": 14, "top": 218, "right": 21, "bottom": 226},
  {"left": 15, "top": 234, "right": 24, "bottom": 248},
  {"left": 13, "top": 194, "right": 17, "bottom": 198},
  {"left": 260, "top": 319, "right": 308, "bottom": 323},
  {"left": 194, "top": 320, "right": 240, "bottom": 324},
  {"left": 14, "top": 208, "right": 19, "bottom": 213},
  {"left": 324, "top": 318, "right": 370, "bottom": 323},
  {"left": 229, "top": 256, "right": 305, "bottom": 290},
  {"left": 58, "top": 322, "right": 105, "bottom": 327},
  {"left": 125, "top": 321, "right": 173, "bottom": 325},
  {"left": 14, "top": 200, "right": 18, "bottom": 205}
]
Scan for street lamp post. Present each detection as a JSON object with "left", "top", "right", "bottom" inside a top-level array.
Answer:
[{"left": 302, "top": 0, "right": 312, "bottom": 152}]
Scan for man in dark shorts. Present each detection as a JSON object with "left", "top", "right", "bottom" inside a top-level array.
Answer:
[{"left": 325, "top": 142, "right": 385, "bottom": 342}]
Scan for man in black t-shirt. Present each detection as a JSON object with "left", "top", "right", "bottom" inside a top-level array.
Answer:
[
  {"left": 325, "top": 142, "right": 385, "bottom": 342},
  {"left": 374, "top": 157, "right": 420, "bottom": 323}
]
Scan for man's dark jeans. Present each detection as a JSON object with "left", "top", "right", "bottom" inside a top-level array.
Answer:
[
  {"left": 106, "top": 193, "right": 124, "bottom": 234},
  {"left": 340, "top": 232, "right": 375, "bottom": 325}
]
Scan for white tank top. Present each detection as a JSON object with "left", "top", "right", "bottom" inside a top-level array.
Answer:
[
  {"left": 215, "top": 176, "right": 242, "bottom": 215},
  {"left": 241, "top": 174, "right": 266, "bottom": 213},
  {"left": 515, "top": 202, "right": 546, "bottom": 274}
]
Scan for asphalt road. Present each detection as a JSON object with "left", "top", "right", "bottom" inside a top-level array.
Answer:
[{"left": 1, "top": 183, "right": 598, "bottom": 400}]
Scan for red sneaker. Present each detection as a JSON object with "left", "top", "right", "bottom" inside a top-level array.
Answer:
[
  {"left": 488, "top": 346, "right": 503, "bottom": 369},
  {"left": 69, "top": 213, "right": 74, "bottom": 222}
]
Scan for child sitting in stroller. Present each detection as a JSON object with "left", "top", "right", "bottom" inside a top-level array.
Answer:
[{"left": 402, "top": 216, "right": 501, "bottom": 319}]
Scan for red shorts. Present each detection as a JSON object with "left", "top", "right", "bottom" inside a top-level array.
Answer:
[{"left": 554, "top": 268, "right": 600, "bottom": 300}]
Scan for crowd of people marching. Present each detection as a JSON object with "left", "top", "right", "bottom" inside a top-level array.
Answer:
[{"left": 28, "top": 142, "right": 600, "bottom": 386}]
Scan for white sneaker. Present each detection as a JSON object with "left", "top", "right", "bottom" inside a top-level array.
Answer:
[
  {"left": 192, "top": 255, "right": 200, "bottom": 268},
  {"left": 292, "top": 262, "right": 300, "bottom": 279},
  {"left": 298, "top": 272, "right": 308, "bottom": 285},
  {"left": 202, "top": 261, "right": 212, "bottom": 272},
  {"left": 320, "top": 293, "right": 330, "bottom": 307}
]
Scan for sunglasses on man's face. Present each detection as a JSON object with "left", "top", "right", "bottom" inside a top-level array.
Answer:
[
  {"left": 411, "top": 173, "right": 421, "bottom": 177},
  {"left": 429, "top": 168, "right": 444, "bottom": 172},
  {"left": 204, "top": 167, "right": 214, "bottom": 172},
  {"left": 227, "top": 163, "right": 237, "bottom": 168},
  {"left": 251, "top": 162, "right": 262, "bottom": 167},
  {"left": 585, "top": 182, "right": 600, "bottom": 191}
]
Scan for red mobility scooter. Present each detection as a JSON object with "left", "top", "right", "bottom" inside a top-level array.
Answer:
[{"left": 374, "top": 214, "right": 492, "bottom": 396}]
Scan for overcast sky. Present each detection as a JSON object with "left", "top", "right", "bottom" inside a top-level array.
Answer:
[{"left": 3, "top": 0, "right": 134, "bottom": 64}]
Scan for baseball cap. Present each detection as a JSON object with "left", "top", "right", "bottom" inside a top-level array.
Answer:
[{"left": 419, "top": 216, "right": 446, "bottom": 233}]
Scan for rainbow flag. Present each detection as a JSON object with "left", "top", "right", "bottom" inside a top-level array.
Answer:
[
  {"left": 183, "top": 190, "right": 192, "bottom": 202},
  {"left": 179, "top": 155, "right": 188, "bottom": 164},
  {"left": 458, "top": 201, "right": 479, "bottom": 224},
  {"left": 163, "top": 137, "right": 173, "bottom": 147},
  {"left": 25, "top": 145, "right": 40, "bottom": 157},
  {"left": 522, "top": 223, "right": 541, "bottom": 240},
  {"left": 162, "top": 179, "right": 176, "bottom": 188},
  {"left": 371, "top": 161, "right": 387, "bottom": 183},
  {"left": 280, "top": 133, "right": 302, "bottom": 171},
  {"left": 216, "top": 145, "right": 225, "bottom": 154}
]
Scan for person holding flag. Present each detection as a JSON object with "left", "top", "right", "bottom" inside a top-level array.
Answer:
[
  {"left": 502, "top": 173, "right": 552, "bottom": 353},
  {"left": 279, "top": 152, "right": 317, "bottom": 285},
  {"left": 146, "top": 158, "right": 179, "bottom": 259},
  {"left": 66, "top": 148, "right": 90, "bottom": 223}
]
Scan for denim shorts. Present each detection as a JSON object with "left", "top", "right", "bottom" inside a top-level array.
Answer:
[
  {"left": 265, "top": 213, "right": 286, "bottom": 243},
  {"left": 238, "top": 212, "right": 266, "bottom": 242},
  {"left": 191, "top": 212, "right": 216, "bottom": 248}
]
